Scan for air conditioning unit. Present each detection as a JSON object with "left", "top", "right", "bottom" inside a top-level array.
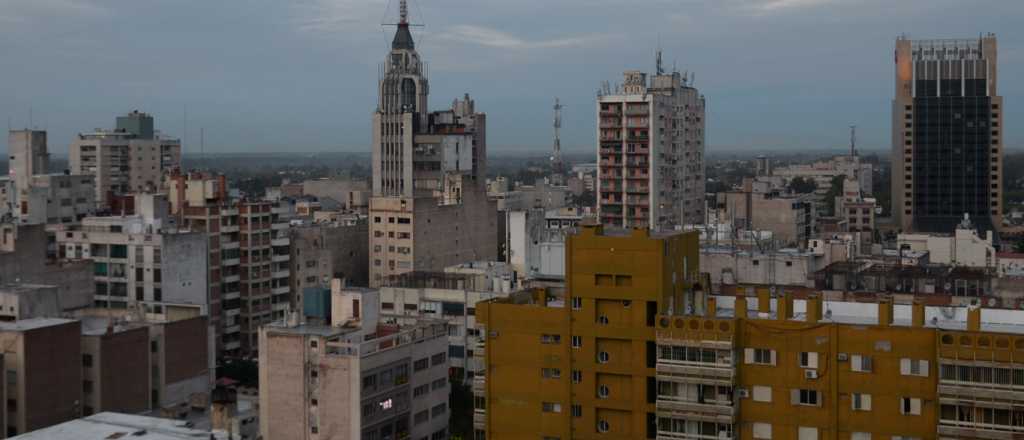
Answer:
[
  {"left": 804, "top": 370, "right": 819, "bottom": 380},
  {"left": 736, "top": 388, "right": 750, "bottom": 398},
  {"left": 837, "top": 353, "right": 849, "bottom": 361}
]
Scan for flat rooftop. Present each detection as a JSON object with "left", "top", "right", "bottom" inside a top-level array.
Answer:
[
  {"left": 0, "top": 318, "right": 76, "bottom": 332},
  {"left": 11, "top": 412, "right": 227, "bottom": 439}
]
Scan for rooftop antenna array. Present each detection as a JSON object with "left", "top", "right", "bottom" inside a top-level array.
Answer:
[
  {"left": 849, "top": 125, "right": 857, "bottom": 156},
  {"left": 551, "top": 97, "right": 564, "bottom": 174}
]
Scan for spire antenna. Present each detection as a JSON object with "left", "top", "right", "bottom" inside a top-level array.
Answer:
[{"left": 399, "top": 0, "right": 408, "bottom": 24}]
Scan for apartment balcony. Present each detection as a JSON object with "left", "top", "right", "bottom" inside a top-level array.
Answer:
[
  {"left": 625, "top": 108, "right": 649, "bottom": 116},
  {"left": 472, "top": 375, "right": 486, "bottom": 395},
  {"left": 221, "top": 208, "right": 239, "bottom": 216},
  {"left": 272, "top": 302, "right": 290, "bottom": 312},
  {"left": 625, "top": 186, "right": 649, "bottom": 194},
  {"left": 473, "top": 410, "right": 486, "bottom": 431},
  {"left": 223, "top": 274, "right": 241, "bottom": 283},
  {"left": 225, "top": 308, "right": 241, "bottom": 317},
  {"left": 272, "top": 222, "right": 289, "bottom": 230},
  {"left": 272, "top": 254, "right": 290, "bottom": 263},
  {"left": 601, "top": 199, "right": 623, "bottom": 206},
  {"left": 272, "top": 270, "right": 289, "bottom": 279},
  {"left": 656, "top": 362, "right": 736, "bottom": 383},
  {"left": 272, "top": 285, "right": 290, "bottom": 295},
  {"left": 222, "top": 258, "right": 240, "bottom": 267},
  {"left": 600, "top": 148, "right": 622, "bottom": 156},
  {"left": 657, "top": 431, "right": 733, "bottom": 440},
  {"left": 600, "top": 109, "right": 622, "bottom": 117},
  {"left": 224, "top": 324, "right": 241, "bottom": 334},
  {"left": 221, "top": 225, "right": 239, "bottom": 233},
  {"left": 600, "top": 136, "right": 623, "bottom": 142},
  {"left": 600, "top": 119, "right": 623, "bottom": 128},
  {"left": 224, "top": 340, "right": 241, "bottom": 351},
  {"left": 656, "top": 398, "right": 735, "bottom": 422},
  {"left": 626, "top": 173, "right": 650, "bottom": 180},
  {"left": 938, "top": 423, "right": 1022, "bottom": 440},
  {"left": 222, "top": 291, "right": 241, "bottom": 301},
  {"left": 938, "top": 383, "right": 1024, "bottom": 404},
  {"left": 221, "top": 241, "right": 240, "bottom": 250},
  {"left": 626, "top": 147, "right": 650, "bottom": 155},
  {"left": 271, "top": 237, "right": 290, "bottom": 247}
]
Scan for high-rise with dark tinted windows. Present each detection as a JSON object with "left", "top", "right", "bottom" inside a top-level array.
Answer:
[{"left": 892, "top": 35, "right": 1002, "bottom": 233}]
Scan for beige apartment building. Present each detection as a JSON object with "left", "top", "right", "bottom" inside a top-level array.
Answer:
[
  {"left": 259, "top": 288, "right": 450, "bottom": 440},
  {"left": 892, "top": 35, "right": 1002, "bottom": 233},
  {"left": 597, "top": 65, "right": 706, "bottom": 230},
  {"left": 6, "top": 130, "right": 95, "bottom": 225},
  {"left": 167, "top": 171, "right": 292, "bottom": 357},
  {"left": 368, "top": 5, "right": 496, "bottom": 286},
  {"left": 716, "top": 184, "right": 817, "bottom": 248},
  {"left": 69, "top": 111, "right": 181, "bottom": 207}
]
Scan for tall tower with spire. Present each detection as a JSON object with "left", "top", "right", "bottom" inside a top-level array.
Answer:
[
  {"left": 550, "top": 97, "right": 564, "bottom": 176},
  {"left": 368, "top": 0, "right": 497, "bottom": 287}
]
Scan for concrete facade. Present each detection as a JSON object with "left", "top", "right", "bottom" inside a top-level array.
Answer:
[
  {"left": 597, "top": 68, "right": 706, "bottom": 230},
  {"left": 69, "top": 112, "right": 181, "bottom": 207},
  {"left": 899, "top": 218, "right": 996, "bottom": 269},
  {"left": 369, "top": 13, "right": 496, "bottom": 287},
  {"left": 506, "top": 208, "right": 582, "bottom": 280},
  {"left": 258, "top": 317, "right": 450, "bottom": 440},
  {"left": 0, "top": 318, "right": 82, "bottom": 437},
  {"left": 716, "top": 189, "right": 816, "bottom": 248},
  {"left": 0, "top": 224, "right": 94, "bottom": 312},
  {"left": 7, "top": 130, "right": 95, "bottom": 225}
]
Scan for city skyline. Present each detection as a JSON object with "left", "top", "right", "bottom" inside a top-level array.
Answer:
[{"left": 0, "top": 0, "right": 1022, "bottom": 155}]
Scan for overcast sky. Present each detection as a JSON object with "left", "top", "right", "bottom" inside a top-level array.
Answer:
[{"left": 1, "top": 0, "right": 1021, "bottom": 155}]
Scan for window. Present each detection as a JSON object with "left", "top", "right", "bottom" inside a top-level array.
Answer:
[
  {"left": 571, "top": 297, "right": 582, "bottom": 310},
  {"left": 752, "top": 422, "right": 772, "bottom": 439},
  {"left": 597, "top": 315, "right": 609, "bottom": 325},
  {"left": 432, "top": 403, "right": 447, "bottom": 418},
  {"left": 83, "top": 380, "right": 94, "bottom": 393},
  {"left": 571, "top": 404, "right": 582, "bottom": 417},
  {"left": 542, "top": 402, "right": 561, "bottom": 413},
  {"left": 752, "top": 385, "right": 772, "bottom": 402},
  {"left": 899, "top": 397, "right": 921, "bottom": 415},
  {"left": 598, "top": 352, "right": 610, "bottom": 364},
  {"left": 572, "top": 370, "right": 582, "bottom": 384},
  {"left": 571, "top": 336, "right": 582, "bottom": 348},
  {"left": 598, "top": 385, "right": 609, "bottom": 399},
  {"left": 900, "top": 359, "right": 929, "bottom": 377},
  {"left": 798, "top": 427, "right": 818, "bottom": 440},
  {"left": 541, "top": 368, "right": 561, "bottom": 379},
  {"left": 432, "top": 377, "right": 447, "bottom": 390},
  {"left": 745, "top": 348, "right": 775, "bottom": 365},
  {"left": 597, "top": 420, "right": 610, "bottom": 433},
  {"left": 414, "top": 410, "right": 429, "bottom": 425},
  {"left": 852, "top": 393, "right": 872, "bottom": 411},
  {"left": 413, "top": 384, "right": 429, "bottom": 397},
  {"left": 792, "top": 389, "right": 820, "bottom": 406},
  {"left": 449, "top": 345, "right": 465, "bottom": 358},
  {"left": 363, "top": 375, "right": 377, "bottom": 391},
  {"left": 851, "top": 354, "right": 872, "bottom": 373},
  {"left": 851, "top": 433, "right": 871, "bottom": 440},
  {"left": 431, "top": 352, "right": 446, "bottom": 366},
  {"left": 799, "top": 352, "right": 818, "bottom": 369},
  {"left": 414, "top": 358, "right": 429, "bottom": 371},
  {"left": 82, "top": 354, "right": 93, "bottom": 368},
  {"left": 541, "top": 334, "right": 561, "bottom": 344}
]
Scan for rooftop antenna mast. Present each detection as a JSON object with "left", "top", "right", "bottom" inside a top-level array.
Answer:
[
  {"left": 383, "top": 0, "right": 424, "bottom": 29},
  {"left": 551, "top": 97, "right": 564, "bottom": 174}
]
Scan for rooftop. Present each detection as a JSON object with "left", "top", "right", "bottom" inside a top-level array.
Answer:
[
  {"left": 0, "top": 317, "right": 76, "bottom": 332},
  {"left": 11, "top": 412, "right": 227, "bottom": 439}
]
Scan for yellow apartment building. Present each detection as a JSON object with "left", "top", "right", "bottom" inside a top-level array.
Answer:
[{"left": 476, "top": 224, "right": 1024, "bottom": 440}]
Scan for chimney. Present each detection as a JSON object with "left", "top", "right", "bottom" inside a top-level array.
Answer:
[
  {"left": 878, "top": 297, "right": 894, "bottom": 327},
  {"left": 778, "top": 291, "right": 794, "bottom": 321},
  {"left": 735, "top": 295, "right": 748, "bottom": 319},
  {"left": 757, "top": 288, "right": 771, "bottom": 317},
  {"left": 806, "top": 294, "right": 822, "bottom": 324},
  {"left": 967, "top": 301, "right": 981, "bottom": 332},
  {"left": 705, "top": 296, "right": 717, "bottom": 318},
  {"left": 911, "top": 300, "right": 925, "bottom": 327}
]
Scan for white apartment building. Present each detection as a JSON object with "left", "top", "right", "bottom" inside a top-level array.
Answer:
[
  {"left": 69, "top": 112, "right": 181, "bottom": 206},
  {"left": 55, "top": 194, "right": 209, "bottom": 317},
  {"left": 506, "top": 207, "right": 582, "bottom": 280},
  {"left": 899, "top": 214, "right": 996, "bottom": 269},
  {"left": 597, "top": 66, "right": 706, "bottom": 230}
]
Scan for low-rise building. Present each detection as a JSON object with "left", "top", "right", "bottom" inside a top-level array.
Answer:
[
  {"left": 899, "top": 214, "right": 996, "bottom": 269},
  {"left": 715, "top": 185, "right": 816, "bottom": 248},
  {"left": 0, "top": 318, "right": 82, "bottom": 437},
  {"left": 10, "top": 412, "right": 231, "bottom": 439}
]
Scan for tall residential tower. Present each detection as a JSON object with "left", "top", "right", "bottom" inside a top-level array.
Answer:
[
  {"left": 598, "top": 66, "right": 706, "bottom": 231},
  {"left": 368, "top": 1, "right": 497, "bottom": 286},
  {"left": 892, "top": 35, "right": 1002, "bottom": 233}
]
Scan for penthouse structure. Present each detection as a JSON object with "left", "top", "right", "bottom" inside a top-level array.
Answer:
[
  {"left": 597, "top": 64, "right": 706, "bottom": 230},
  {"left": 892, "top": 35, "right": 1002, "bottom": 233}
]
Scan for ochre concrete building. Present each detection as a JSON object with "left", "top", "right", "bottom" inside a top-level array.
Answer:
[{"left": 478, "top": 224, "right": 1024, "bottom": 440}]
